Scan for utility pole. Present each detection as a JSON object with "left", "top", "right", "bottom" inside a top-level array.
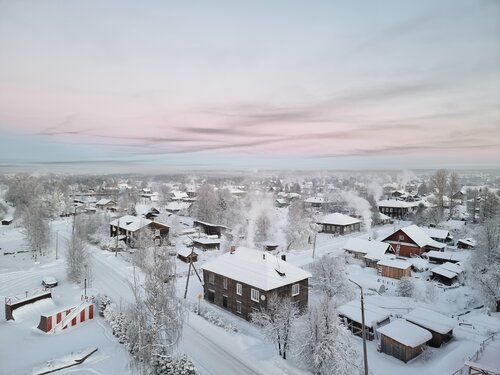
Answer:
[
  {"left": 312, "top": 231, "right": 317, "bottom": 259},
  {"left": 115, "top": 219, "right": 119, "bottom": 257},
  {"left": 55, "top": 231, "right": 58, "bottom": 260},
  {"left": 349, "top": 279, "right": 369, "bottom": 375}
]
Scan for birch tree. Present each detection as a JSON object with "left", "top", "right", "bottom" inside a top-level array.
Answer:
[
  {"left": 310, "top": 255, "right": 355, "bottom": 306},
  {"left": 22, "top": 202, "right": 50, "bottom": 261},
  {"left": 251, "top": 296, "right": 299, "bottom": 360},
  {"left": 431, "top": 169, "right": 448, "bottom": 213},
  {"left": 448, "top": 172, "right": 460, "bottom": 219},
  {"left": 66, "top": 232, "right": 91, "bottom": 283},
  {"left": 294, "top": 298, "right": 362, "bottom": 375}
]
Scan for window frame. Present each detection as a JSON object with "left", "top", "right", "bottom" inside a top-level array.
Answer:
[
  {"left": 251, "top": 288, "right": 260, "bottom": 302},
  {"left": 292, "top": 283, "right": 300, "bottom": 296},
  {"left": 236, "top": 300, "right": 242, "bottom": 314},
  {"left": 223, "top": 277, "right": 228, "bottom": 290},
  {"left": 208, "top": 273, "right": 214, "bottom": 285},
  {"left": 236, "top": 283, "right": 242, "bottom": 296}
]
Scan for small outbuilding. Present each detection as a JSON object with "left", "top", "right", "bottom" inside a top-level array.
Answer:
[
  {"left": 193, "top": 237, "right": 221, "bottom": 251},
  {"left": 430, "top": 262, "right": 463, "bottom": 285},
  {"left": 193, "top": 220, "right": 230, "bottom": 238},
  {"left": 377, "top": 319, "right": 432, "bottom": 363},
  {"left": 403, "top": 308, "right": 456, "bottom": 347},
  {"left": 177, "top": 247, "right": 198, "bottom": 263},
  {"left": 317, "top": 213, "right": 361, "bottom": 235},
  {"left": 1, "top": 217, "right": 13, "bottom": 226},
  {"left": 338, "top": 300, "right": 391, "bottom": 340},
  {"left": 377, "top": 258, "right": 412, "bottom": 280},
  {"left": 426, "top": 250, "right": 469, "bottom": 264},
  {"left": 457, "top": 238, "right": 476, "bottom": 249}
]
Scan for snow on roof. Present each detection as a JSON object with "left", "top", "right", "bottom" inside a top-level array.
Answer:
[
  {"left": 177, "top": 247, "right": 197, "bottom": 257},
  {"left": 378, "top": 213, "right": 392, "bottom": 221},
  {"left": 457, "top": 238, "right": 477, "bottom": 247},
  {"left": 377, "top": 319, "right": 432, "bottom": 347},
  {"left": 166, "top": 201, "right": 191, "bottom": 211},
  {"left": 377, "top": 258, "right": 412, "bottom": 270},
  {"left": 202, "top": 247, "right": 311, "bottom": 291},
  {"left": 338, "top": 300, "right": 391, "bottom": 328},
  {"left": 96, "top": 199, "right": 115, "bottom": 206},
  {"left": 110, "top": 215, "right": 168, "bottom": 232},
  {"left": 404, "top": 308, "right": 456, "bottom": 334},
  {"left": 193, "top": 219, "right": 229, "bottom": 229},
  {"left": 318, "top": 213, "right": 361, "bottom": 226},
  {"left": 378, "top": 199, "right": 416, "bottom": 208},
  {"left": 439, "top": 262, "right": 463, "bottom": 274},
  {"left": 426, "top": 251, "right": 469, "bottom": 262},
  {"left": 305, "top": 196, "right": 325, "bottom": 204},
  {"left": 422, "top": 227, "right": 450, "bottom": 240},
  {"left": 194, "top": 238, "right": 221, "bottom": 245},
  {"left": 344, "top": 238, "right": 392, "bottom": 258},
  {"left": 396, "top": 225, "right": 445, "bottom": 249}
]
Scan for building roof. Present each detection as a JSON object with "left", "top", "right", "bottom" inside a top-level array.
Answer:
[
  {"left": 378, "top": 199, "right": 417, "bottom": 208},
  {"left": 388, "top": 225, "right": 446, "bottom": 249},
  {"left": 193, "top": 238, "right": 221, "bottom": 245},
  {"left": 344, "top": 238, "right": 392, "bottom": 258},
  {"left": 377, "top": 258, "right": 412, "bottom": 270},
  {"left": 377, "top": 319, "right": 432, "bottom": 347},
  {"left": 96, "top": 199, "right": 115, "bottom": 206},
  {"left": 422, "top": 227, "right": 451, "bottom": 241},
  {"left": 110, "top": 215, "right": 169, "bottom": 232},
  {"left": 426, "top": 251, "right": 469, "bottom": 262},
  {"left": 338, "top": 300, "right": 391, "bottom": 328},
  {"left": 318, "top": 213, "right": 361, "bottom": 226},
  {"left": 177, "top": 247, "right": 197, "bottom": 257},
  {"left": 305, "top": 196, "right": 325, "bottom": 204},
  {"left": 457, "top": 238, "right": 477, "bottom": 247},
  {"left": 404, "top": 308, "right": 456, "bottom": 334},
  {"left": 202, "top": 247, "right": 311, "bottom": 291}
]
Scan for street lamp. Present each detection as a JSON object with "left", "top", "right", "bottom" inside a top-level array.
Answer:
[{"left": 348, "top": 279, "right": 369, "bottom": 375}]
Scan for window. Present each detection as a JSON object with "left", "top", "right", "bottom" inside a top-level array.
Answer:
[
  {"left": 251, "top": 289, "right": 260, "bottom": 302},
  {"left": 223, "top": 278, "right": 228, "bottom": 290},
  {"left": 292, "top": 283, "right": 300, "bottom": 296},
  {"left": 236, "top": 283, "right": 242, "bottom": 296},
  {"left": 236, "top": 301, "right": 242, "bottom": 314},
  {"left": 209, "top": 273, "right": 214, "bottom": 284}
]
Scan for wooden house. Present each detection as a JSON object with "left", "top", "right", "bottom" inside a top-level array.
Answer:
[
  {"left": 403, "top": 308, "right": 455, "bottom": 347},
  {"left": 1, "top": 217, "right": 13, "bottom": 226},
  {"left": 193, "top": 237, "right": 220, "bottom": 251},
  {"left": 109, "top": 215, "right": 169, "bottom": 247},
  {"left": 317, "top": 213, "right": 361, "bottom": 235},
  {"left": 202, "top": 247, "right": 311, "bottom": 320},
  {"left": 177, "top": 247, "right": 198, "bottom": 263},
  {"left": 165, "top": 201, "right": 191, "bottom": 214},
  {"left": 430, "top": 262, "right": 463, "bottom": 285},
  {"left": 378, "top": 200, "right": 418, "bottom": 219},
  {"left": 193, "top": 220, "right": 230, "bottom": 238},
  {"left": 457, "top": 238, "right": 476, "bottom": 249},
  {"left": 377, "top": 258, "right": 412, "bottom": 280},
  {"left": 377, "top": 319, "right": 432, "bottom": 363},
  {"left": 422, "top": 227, "right": 453, "bottom": 244},
  {"left": 343, "top": 238, "right": 394, "bottom": 267},
  {"left": 95, "top": 199, "right": 117, "bottom": 211},
  {"left": 426, "top": 251, "right": 469, "bottom": 265},
  {"left": 382, "top": 225, "right": 445, "bottom": 257},
  {"left": 304, "top": 196, "right": 326, "bottom": 210},
  {"left": 338, "top": 300, "right": 391, "bottom": 340}
]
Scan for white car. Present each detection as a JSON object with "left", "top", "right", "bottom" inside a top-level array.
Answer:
[{"left": 42, "top": 276, "right": 58, "bottom": 288}]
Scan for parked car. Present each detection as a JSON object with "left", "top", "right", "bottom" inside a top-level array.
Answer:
[{"left": 42, "top": 276, "right": 58, "bottom": 288}]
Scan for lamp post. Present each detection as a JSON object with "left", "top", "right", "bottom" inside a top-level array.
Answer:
[{"left": 349, "top": 279, "right": 369, "bottom": 375}]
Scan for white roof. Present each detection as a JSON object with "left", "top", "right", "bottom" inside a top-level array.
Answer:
[
  {"left": 318, "top": 213, "right": 361, "bottom": 226},
  {"left": 202, "top": 247, "right": 311, "bottom": 291},
  {"left": 377, "top": 258, "right": 412, "bottom": 270},
  {"left": 377, "top": 319, "right": 432, "bottom": 347},
  {"left": 426, "top": 251, "right": 469, "bottom": 262},
  {"left": 110, "top": 215, "right": 152, "bottom": 231},
  {"left": 194, "top": 238, "right": 221, "bottom": 245},
  {"left": 457, "top": 238, "right": 477, "bottom": 247},
  {"left": 422, "top": 227, "right": 450, "bottom": 240},
  {"left": 338, "top": 300, "right": 391, "bottom": 328},
  {"left": 344, "top": 238, "right": 392, "bottom": 258},
  {"left": 404, "top": 308, "right": 456, "bottom": 334},
  {"left": 397, "top": 225, "right": 446, "bottom": 249},
  {"left": 305, "top": 196, "right": 325, "bottom": 204},
  {"left": 177, "top": 247, "right": 197, "bottom": 257},
  {"left": 379, "top": 213, "right": 392, "bottom": 221},
  {"left": 96, "top": 198, "right": 115, "bottom": 206},
  {"left": 166, "top": 201, "right": 191, "bottom": 211},
  {"left": 378, "top": 199, "right": 416, "bottom": 208}
]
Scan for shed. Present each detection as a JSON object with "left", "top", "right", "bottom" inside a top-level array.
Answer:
[
  {"left": 426, "top": 251, "right": 469, "bottom": 264},
  {"left": 430, "top": 262, "right": 463, "bottom": 285},
  {"left": 1, "top": 217, "right": 13, "bottom": 226},
  {"left": 177, "top": 247, "right": 198, "bottom": 263},
  {"left": 193, "top": 237, "right": 221, "bottom": 251},
  {"left": 403, "top": 308, "right": 456, "bottom": 347},
  {"left": 377, "top": 258, "right": 412, "bottom": 280},
  {"left": 377, "top": 319, "right": 432, "bottom": 363},
  {"left": 338, "top": 300, "right": 391, "bottom": 340},
  {"left": 457, "top": 238, "right": 476, "bottom": 249},
  {"left": 193, "top": 220, "right": 230, "bottom": 238}
]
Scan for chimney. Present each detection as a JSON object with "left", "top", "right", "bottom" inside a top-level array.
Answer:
[
  {"left": 281, "top": 254, "right": 286, "bottom": 262},
  {"left": 263, "top": 253, "right": 266, "bottom": 260},
  {"left": 230, "top": 245, "right": 236, "bottom": 254}
]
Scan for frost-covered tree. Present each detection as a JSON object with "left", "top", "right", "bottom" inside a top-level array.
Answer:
[
  {"left": 310, "top": 255, "right": 355, "bottom": 306},
  {"left": 431, "top": 169, "right": 448, "bottom": 213},
  {"left": 251, "top": 296, "right": 299, "bottom": 360},
  {"left": 396, "top": 277, "right": 415, "bottom": 297},
  {"left": 22, "top": 202, "right": 50, "bottom": 261},
  {"left": 294, "top": 298, "right": 362, "bottom": 375},
  {"left": 254, "top": 210, "right": 272, "bottom": 244},
  {"left": 285, "top": 200, "right": 313, "bottom": 249},
  {"left": 448, "top": 172, "right": 460, "bottom": 218},
  {"left": 5, "top": 174, "right": 44, "bottom": 216},
  {"left": 467, "top": 188, "right": 480, "bottom": 223},
  {"left": 65, "top": 232, "right": 91, "bottom": 283},
  {"left": 189, "top": 184, "right": 217, "bottom": 223},
  {"left": 480, "top": 190, "right": 499, "bottom": 222}
]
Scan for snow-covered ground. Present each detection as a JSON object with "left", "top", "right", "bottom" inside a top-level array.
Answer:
[{"left": 1, "top": 212, "right": 499, "bottom": 375}]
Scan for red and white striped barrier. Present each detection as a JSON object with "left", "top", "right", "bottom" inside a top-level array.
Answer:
[{"left": 37, "top": 302, "right": 94, "bottom": 333}]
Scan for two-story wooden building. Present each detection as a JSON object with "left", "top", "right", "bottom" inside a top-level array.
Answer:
[
  {"left": 109, "top": 215, "right": 169, "bottom": 247},
  {"left": 378, "top": 200, "right": 418, "bottom": 219},
  {"left": 382, "top": 225, "right": 445, "bottom": 257},
  {"left": 202, "top": 247, "right": 311, "bottom": 320},
  {"left": 317, "top": 213, "right": 361, "bottom": 235}
]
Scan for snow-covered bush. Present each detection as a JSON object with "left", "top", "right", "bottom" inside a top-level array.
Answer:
[
  {"left": 191, "top": 302, "right": 238, "bottom": 332},
  {"left": 396, "top": 277, "right": 415, "bottom": 297},
  {"left": 151, "top": 350, "right": 198, "bottom": 375},
  {"left": 98, "top": 294, "right": 111, "bottom": 316}
]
